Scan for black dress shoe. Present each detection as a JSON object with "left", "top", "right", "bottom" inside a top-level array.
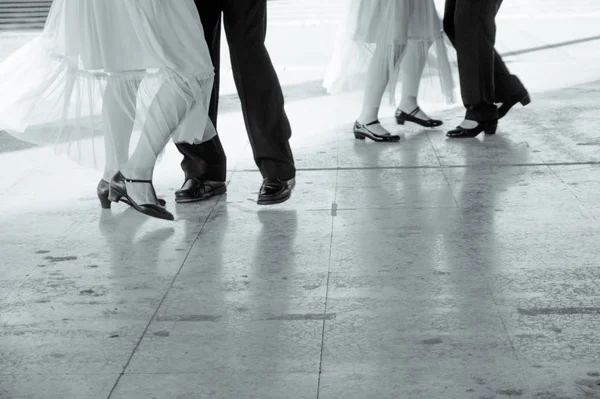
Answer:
[
  {"left": 353, "top": 120, "right": 400, "bottom": 142},
  {"left": 498, "top": 91, "right": 531, "bottom": 119},
  {"left": 108, "top": 172, "right": 174, "bottom": 221},
  {"left": 175, "top": 178, "right": 226, "bottom": 203},
  {"left": 446, "top": 120, "right": 498, "bottom": 138},
  {"left": 257, "top": 178, "right": 295, "bottom": 205},
  {"left": 97, "top": 179, "right": 165, "bottom": 209},
  {"left": 396, "top": 106, "right": 443, "bottom": 128}
]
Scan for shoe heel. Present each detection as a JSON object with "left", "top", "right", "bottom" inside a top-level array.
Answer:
[
  {"left": 484, "top": 123, "right": 498, "bottom": 135},
  {"left": 99, "top": 196, "right": 111, "bottom": 209},
  {"left": 354, "top": 132, "right": 365, "bottom": 140},
  {"left": 520, "top": 95, "right": 531, "bottom": 106},
  {"left": 108, "top": 190, "right": 122, "bottom": 203},
  {"left": 396, "top": 117, "right": 405, "bottom": 125},
  {"left": 214, "top": 185, "right": 227, "bottom": 195}
]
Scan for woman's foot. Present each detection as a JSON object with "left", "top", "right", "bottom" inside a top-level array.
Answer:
[
  {"left": 108, "top": 172, "right": 174, "bottom": 221},
  {"left": 97, "top": 179, "right": 165, "bottom": 209},
  {"left": 395, "top": 106, "right": 442, "bottom": 128},
  {"left": 353, "top": 120, "right": 400, "bottom": 142}
]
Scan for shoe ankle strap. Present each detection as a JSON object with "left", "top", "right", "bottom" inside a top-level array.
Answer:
[{"left": 123, "top": 176, "right": 152, "bottom": 183}]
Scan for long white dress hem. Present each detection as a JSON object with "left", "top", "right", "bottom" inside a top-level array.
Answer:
[{"left": 0, "top": 0, "right": 216, "bottom": 170}]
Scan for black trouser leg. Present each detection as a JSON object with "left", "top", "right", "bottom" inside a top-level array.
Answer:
[
  {"left": 444, "top": 0, "right": 525, "bottom": 122},
  {"left": 222, "top": 0, "right": 295, "bottom": 181},
  {"left": 488, "top": 0, "right": 527, "bottom": 103},
  {"left": 175, "top": 1, "right": 227, "bottom": 181}
]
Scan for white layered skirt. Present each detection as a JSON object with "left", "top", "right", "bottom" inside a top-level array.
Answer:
[
  {"left": 324, "top": 0, "right": 456, "bottom": 105},
  {"left": 0, "top": 0, "right": 216, "bottom": 169}
]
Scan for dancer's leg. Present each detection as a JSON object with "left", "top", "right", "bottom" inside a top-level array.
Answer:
[
  {"left": 454, "top": 0, "right": 499, "bottom": 123},
  {"left": 398, "top": 39, "right": 433, "bottom": 120},
  {"left": 357, "top": 44, "right": 406, "bottom": 135},
  {"left": 122, "top": 79, "right": 192, "bottom": 205},
  {"left": 491, "top": 0, "right": 527, "bottom": 105},
  {"left": 102, "top": 78, "right": 140, "bottom": 182},
  {"left": 176, "top": 1, "right": 226, "bottom": 182},
  {"left": 222, "top": 0, "right": 295, "bottom": 181}
]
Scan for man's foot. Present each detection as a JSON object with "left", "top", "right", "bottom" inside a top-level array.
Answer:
[
  {"left": 257, "top": 178, "right": 295, "bottom": 205},
  {"left": 459, "top": 119, "right": 479, "bottom": 129},
  {"left": 175, "top": 178, "right": 226, "bottom": 203},
  {"left": 446, "top": 119, "right": 498, "bottom": 138},
  {"left": 498, "top": 91, "right": 531, "bottom": 119}
]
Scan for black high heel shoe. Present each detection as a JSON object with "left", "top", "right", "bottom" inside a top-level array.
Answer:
[
  {"left": 97, "top": 179, "right": 165, "bottom": 209},
  {"left": 353, "top": 120, "right": 400, "bottom": 142},
  {"left": 396, "top": 107, "right": 443, "bottom": 128},
  {"left": 499, "top": 91, "right": 531, "bottom": 119},
  {"left": 108, "top": 172, "right": 174, "bottom": 221},
  {"left": 446, "top": 120, "right": 498, "bottom": 138}
]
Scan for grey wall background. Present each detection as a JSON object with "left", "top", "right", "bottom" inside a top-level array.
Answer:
[{"left": 0, "top": 0, "right": 55, "bottom": 30}]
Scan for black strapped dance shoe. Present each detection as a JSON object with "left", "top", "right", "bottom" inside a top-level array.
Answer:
[
  {"left": 446, "top": 120, "right": 498, "bottom": 138},
  {"left": 108, "top": 172, "right": 174, "bottom": 220},
  {"left": 353, "top": 120, "right": 400, "bottom": 142},
  {"left": 97, "top": 179, "right": 165, "bottom": 209},
  {"left": 498, "top": 92, "right": 531, "bottom": 119},
  {"left": 396, "top": 107, "right": 443, "bottom": 128}
]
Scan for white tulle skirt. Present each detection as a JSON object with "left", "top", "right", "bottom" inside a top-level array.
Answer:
[
  {"left": 323, "top": 0, "right": 456, "bottom": 105},
  {"left": 0, "top": 0, "right": 216, "bottom": 170}
]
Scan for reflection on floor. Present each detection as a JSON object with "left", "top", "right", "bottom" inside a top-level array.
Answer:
[{"left": 2, "top": 76, "right": 600, "bottom": 398}]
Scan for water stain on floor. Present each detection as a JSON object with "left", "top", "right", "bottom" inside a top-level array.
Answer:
[{"left": 44, "top": 256, "right": 78, "bottom": 263}]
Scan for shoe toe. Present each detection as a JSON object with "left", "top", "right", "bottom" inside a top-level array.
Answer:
[
  {"left": 257, "top": 179, "right": 294, "bottom": 205},
  {"left": 142, "top": 204, "right": 174, "bottom": 220}
]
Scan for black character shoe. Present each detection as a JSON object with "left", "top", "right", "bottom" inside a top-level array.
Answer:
[
  {"left": 498, "top": 91, "right": 531, "bottom": 119},
  {"left": 353, "top": 120, "right": 400, "bottom": 142},
  {"left": 108, "top": 172, "right": 174, "bottom": 221},
  {"left": 174, "top": 178, "right": 227, "bottom": 203},
  {"left": 446, "top": 120, "right": 498, "bottom": 138},
  {"left": 98, "top": 179, "right": 166, "bottom": 209},
  {"left": 257, "top": 178, "right": 295, "bottom": 206},
  {"left": 395, "top": 106, "right": 443, "bottom": 128}
]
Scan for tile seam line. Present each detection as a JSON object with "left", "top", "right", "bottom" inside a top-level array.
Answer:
[
  {"left": 544, "top": 163, "right": 598, "bottom": 220},
  {"left": 105, "top": 194, "right": 224, "bottom": 399},
  {"left": 232, "top": 161, "right": 600, "bottom": 173},
  {"left": 316, "top": 164, "right": 339, "bottom": 399},
  {"left": 426, "top": 130, "right": 460, "bottom": 208}
]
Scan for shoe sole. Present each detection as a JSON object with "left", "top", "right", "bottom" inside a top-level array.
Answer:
[
  {"left": 120, "top": 198, "right": 166, "bottom": 207},
  {"left": 257, "top": 191, "right": 292, "bottom": 206},
  {"left": 175, "top": 186, "right": 227, "bottom": 204},
  {"left": 396, "top": 116, "right": 443, "bottom": 128},
  {"left": 354, "top": 131, "right": 400, "bottom": 142},
  {"left": 109, "top": 187, "right": 174, "bottom": 221}
]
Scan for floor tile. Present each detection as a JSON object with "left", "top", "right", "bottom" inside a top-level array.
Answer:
[
  {"left": 111, "top": 372, "right": 318, "bottom": 399},
  {"left": 0, "top": 374, "right": 117, "bottom": 399}
]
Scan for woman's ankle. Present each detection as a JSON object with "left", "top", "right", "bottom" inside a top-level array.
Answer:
[
  {"left": 357, "top": 106, "right": 380, "bottom": 125},
  {"left": 398, "top": 97, "right": 418, "bottom": 114},
  {"left": 103, "top": 170, "right": 117, "bottom": 182},
  {"left": 120, "top": 167, "right": 154, "bottom": 181}
]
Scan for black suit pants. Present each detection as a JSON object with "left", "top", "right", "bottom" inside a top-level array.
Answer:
[
  {"left": 443, "top": 0, "right": 526, "bottom": 122},
  {"left": 176, "top": 0, "right": 295, "bottom": 181}
]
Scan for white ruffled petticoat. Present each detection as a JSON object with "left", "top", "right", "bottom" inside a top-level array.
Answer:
[
  {"left": 323, "top": 0, "right": 456, "bottom": 105},
  {"left": 0, "top": 0, "right": 216, "bottom": 170}
]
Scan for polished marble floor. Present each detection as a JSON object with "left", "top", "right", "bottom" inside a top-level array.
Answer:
[
  {"left": 2, "top": 2, "right": 600, "bottom": 399},
  {"left": 2, "top": 78, "right": 600, "bottom": 398}
]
